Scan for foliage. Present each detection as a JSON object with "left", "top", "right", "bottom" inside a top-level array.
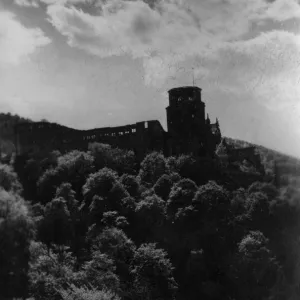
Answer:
[
  {"left": 88, "top": 142, "right": 137, "bottom": 175},
  {"left": 0, "top": 163, "right": 23, "bottom": 193},
  {"left": 167, "top": 178, "right": 198, "bottom": 217},
  {"left": 83, "top": 168, "right": 129, "bottom": 216},
  {"left": 120, "top": 174, "right": 140, "bottom": 198},
  {"left": 130, "top": 243, "right": 178, "bottom": 300},
  {"left": 154, "top": 174, "right": 173, "bottom": 200},
  {"left": 5, "top": 137, "right": 300, "bottom": 300},
  {"left": 139, "top": 152, "right": 169, "bottom": 185},
  {"left": 39, "top": 197, "right": 73, "bottom": 248},
  {"left": 37, "top": 150, "right": 95, "bottom": 203},
  {"left": 59, "top": 284, "right": 120, "bottom": 300},
  {"left": 0, "top": 188, "right": 35, "bottom": 299},
  {"left": 230, "top": 231, "right": 281, "bottom": 300}
]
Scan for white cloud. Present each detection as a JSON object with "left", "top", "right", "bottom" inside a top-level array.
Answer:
[
  {"left": 258, "top": 0, "right": 300, "bottom": 22},
  {"left": 14, "top": 0, "right": 39, "bottom": 7},
  {"left": 43, "top": 0, "right": 300, "bottom": 86},
  {"left": 199, "top": 30, "right": 300, "bottom": 113},
  {"left": 45, "top": 0, "right": 222, "bottom": 86},
  {"left": 40, "top": 0, "right": 95, "bottom": 4},
  {"left": 0, "top": 11, "right": 51, "bottom": 65}
]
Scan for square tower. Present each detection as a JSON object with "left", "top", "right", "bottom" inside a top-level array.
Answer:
[{"left": 166, "top": 86, "right": 205, "bottom": 138}]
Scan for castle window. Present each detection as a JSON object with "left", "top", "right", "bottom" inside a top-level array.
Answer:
[{"left": 145, "top": 122, "right": 148, "bottom": 129}]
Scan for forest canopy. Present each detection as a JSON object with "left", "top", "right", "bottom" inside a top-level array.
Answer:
[{"left": 1, "top": 131, "right": 300, "bottom": 300}]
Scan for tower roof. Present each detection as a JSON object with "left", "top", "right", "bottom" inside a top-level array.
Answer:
[{"left": 168, "top": 86, "right": 201, "bottom": 93}]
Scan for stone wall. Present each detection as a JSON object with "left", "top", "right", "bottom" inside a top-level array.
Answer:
[{"left": 14, "top": 120, "right": 166, "bottom": 160}]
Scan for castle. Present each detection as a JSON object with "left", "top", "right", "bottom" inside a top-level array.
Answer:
[{"left": 14, "top": 86, "right": 222, "bottom": 160}]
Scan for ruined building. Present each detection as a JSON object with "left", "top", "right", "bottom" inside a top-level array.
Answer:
[{"left": 14, "top": 86, "right": 222, "bottom": 160}]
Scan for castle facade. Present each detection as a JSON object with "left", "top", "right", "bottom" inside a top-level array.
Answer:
[{"left": 14, "top": 86, "right": 222, "bottom": 160}]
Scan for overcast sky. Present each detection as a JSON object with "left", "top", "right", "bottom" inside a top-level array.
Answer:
[{"left": 1, "top": 0, "right": 300, "bottom": 156}]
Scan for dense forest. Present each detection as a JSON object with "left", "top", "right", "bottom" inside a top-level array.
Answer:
[{"left": 1, "top": 115, "right": 300, "bottom": 300}]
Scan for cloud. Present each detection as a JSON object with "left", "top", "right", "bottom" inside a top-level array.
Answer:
[
  {"left": 14, "top": 0, "right": 39, "bottom": 7},
  {"left": 43, "top": 0, "right": 300, "bottom": 86},
  {"left": 44, "top": 0, "right": 220, "bottom": 85},
  {"left": 40, "top": 0, "right": 97, "bottom": 5},
  {"left": 258, "top": 0, "right": 300, "bottom": 22},
  {"left": 198, "top": 30, "right": 300, "bottom": 114},
  {"left": 0, "top": 11, "right": 51, "bottom": 65}
]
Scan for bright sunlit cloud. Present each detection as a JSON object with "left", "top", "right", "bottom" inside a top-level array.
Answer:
[{"left": 0, "top": 10, "right": 51, "bottom": 65}]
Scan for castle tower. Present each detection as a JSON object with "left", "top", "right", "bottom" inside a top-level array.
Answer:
[
  {"left": 166, "top": 86, "right": 205, "bottom": 136},
  {"left": 166, "top": 86, "right": 207, "bottom": 155}
]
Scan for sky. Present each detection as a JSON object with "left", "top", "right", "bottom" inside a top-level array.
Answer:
[{"left": 1, "top": 0, "right": 300, "bottom": 156}]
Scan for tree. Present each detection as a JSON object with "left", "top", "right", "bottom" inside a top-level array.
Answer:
[
  {"left": 0, "top": 163, "right": 23, "bottom": 194},
  {"left": 39, "top": 197, "right": 73, "bottom": 249},
  {"left": 57, "top": 150, "right": 95, "bottom": 198},
  {"left": 167, "top": 178, "right": 198, "bottom": 217},
  {"left": 229, "top": 231, "right": 281, "bottom": 300},
  {"left": 192, "top": 180, "right": 231, "bottom": 222},
  {"left": 169, "top": 154, "right": 197, "bottom": 181},
  {"left": 37, "top": 151, "right": 95, "bottom": 204},
  {"left": 79, "top": 251, "right": 120, "bottom": 293},
  {"left": 59, "top": 284, "right": 120, "bottom": 300},
  {"left": 248, "top": 181, "right": 279, "bottom": 200},
  {"left": 100, "top": 211, "right": 129, "bottom": 229},
  {"left": 130, "top": 243, "right": 177, "bottom": 300},
  {"left": 120, "top": 174, "right": 140, "bottom": 198},
  {"left": 139, "top": 152, "right": 169, "bottom": 185},
  {"left": 88, "top": 143, "right": 136, "bottom": 175},
  {"left": 83, "top": 168, "right": 129, "bottom": 215},
  {"left": 82, "top": 168, "right": 118, "bottom": 206},
  {"left": 55, "top": 183, "right": 78, "bottom": 214},
  {"left": 92, "top": 228, "right": 136, "bottom": 295},
  {"left": 245, "top": 192, "right": 272, "bottom": 234},
  {"left": 0, "top": 189, "right": 35, "bottom": 299},
  {"left": 135, "top": 195, "right": 166, "bottom": 242},
  {"left": 28, "top": 241, "right": 79, "bottom": 300},
  {"left": 37, "top": 168, "right": 61, "bottom": 204},
  {"left": 154, "top": 174, "right": 173, "bottom": 201}
]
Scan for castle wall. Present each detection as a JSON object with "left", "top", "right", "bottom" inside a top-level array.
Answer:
[
  {"left": 228, "top": 147, "right": 263, "bottom": 170},
  {"left": 14, "top": 120, "right": 166, "bottom": 160}
]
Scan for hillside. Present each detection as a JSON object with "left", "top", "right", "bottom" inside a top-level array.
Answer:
[
  {"left": 225, "top": 137, "right": 300, "bottom": 187},
  {"left": 2, "top": 117, "right": 300, "bottom": 300},
  {"left": 0, "top": 113, "right": 33, "bottom": 160}
]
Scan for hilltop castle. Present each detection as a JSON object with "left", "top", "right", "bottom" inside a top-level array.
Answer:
[{"left": 14, "top": 86, "right": 222, "bottom": 160}]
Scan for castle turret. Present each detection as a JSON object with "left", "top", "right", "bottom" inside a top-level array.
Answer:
[{"left": 206, "top": 114, "right": 211, "bottom": 125}]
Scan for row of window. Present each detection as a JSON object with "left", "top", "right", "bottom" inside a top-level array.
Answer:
[{"left": 82, "top": 128, "right": 137, "bottom": 140}]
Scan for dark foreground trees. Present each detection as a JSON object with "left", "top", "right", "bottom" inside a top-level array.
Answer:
[{"left": 3, "top": 146, "right": 298, "bottom": 300}]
